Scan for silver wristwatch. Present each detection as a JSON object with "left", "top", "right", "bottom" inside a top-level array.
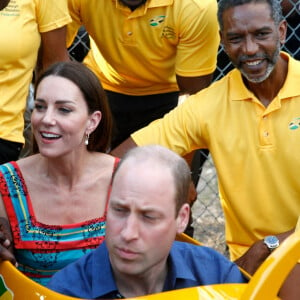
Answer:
[{"left": 263, "top": 235, "right": 279, "bottom": 252}]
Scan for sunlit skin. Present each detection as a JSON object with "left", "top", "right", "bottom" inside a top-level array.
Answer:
[
  {"left": 31, "top": 75, "right": 101, "bottom": 159},
  {"left": 105, "top": 160, "right": 189, "bottom": 297},
  {"left": 221, "top": 3, "right": 286, "bottom": 84}
]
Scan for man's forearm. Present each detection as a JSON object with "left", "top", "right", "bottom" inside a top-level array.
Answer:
[{"left": 110, "top": 136, "right": 137, "bottom": 158}]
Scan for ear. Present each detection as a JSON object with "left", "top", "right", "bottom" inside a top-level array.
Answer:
[
  {"left": 278, "top": 19, "right": 287, "bottom": 45},
  {"left": 219, "top": 30, "right": 229, "bottom": 55},
  {"left": 219, "top": 30, "right": 224, "bottom": 45},
  {"left": 219, "top": 30, "right": 223, "bottom": 43},
  {"left": 86, "top": 111, "right": 102, "bottom": 135},
  {"left": 176, "top": 203, "right": 190, "bottom": 234}
]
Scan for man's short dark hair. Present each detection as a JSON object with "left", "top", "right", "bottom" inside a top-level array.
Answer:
[{"left": 217, "top": 0, "right": 283, "bottom": 31}]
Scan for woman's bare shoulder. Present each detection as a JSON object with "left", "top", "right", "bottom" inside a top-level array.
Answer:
[
  {"left": 16, "top": 155, "right": 40, "bottom": 174},
  {"left": 91, "top": 152, "right": 119, "bottom": 168}
]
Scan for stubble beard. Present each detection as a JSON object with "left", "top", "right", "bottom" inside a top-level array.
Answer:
[{"left": 236, "top": 40, "right": 282, "bottom": 83}]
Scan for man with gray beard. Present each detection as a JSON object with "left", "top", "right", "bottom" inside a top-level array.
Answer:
[{"left": 112, "top": 0, "right": 300, "bottom": 298}]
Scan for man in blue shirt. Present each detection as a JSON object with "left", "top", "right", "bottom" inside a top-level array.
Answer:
[{"left": 47, "top": 145, "right": 246, "bottom": 299}]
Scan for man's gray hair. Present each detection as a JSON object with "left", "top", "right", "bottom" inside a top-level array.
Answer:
[{"left": 218, "top": 0, "right": 283, "bottom": 31}]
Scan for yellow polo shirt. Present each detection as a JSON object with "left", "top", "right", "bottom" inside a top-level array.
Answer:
[
  {"left": 67, "top": 0, "right": 219, "bottom": 95},
  {"left": 133, "top": 52, "right": 300, "bottom": 260},
  {"left": 0, "top": 0, "right": 71, "bottom": 144}
]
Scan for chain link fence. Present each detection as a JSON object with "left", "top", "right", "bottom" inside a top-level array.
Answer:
[{"left": 24, "top": 1, "right": 299, "bottom": 254}]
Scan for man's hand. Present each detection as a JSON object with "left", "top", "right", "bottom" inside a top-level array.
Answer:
[
  {"left": 235, "top": 230, "right": 300, "bottom": 300},
  {"left": 234, "top": 239, "right": 270, "bottom": 275},
  {"left": 0, "top": 217, "right": 16, "bottom": 266},
  {"left": 235, "top": 230, "right": 293, "bottom": 275}
]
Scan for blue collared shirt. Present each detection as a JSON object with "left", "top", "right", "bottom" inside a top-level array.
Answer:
[{"left": 48, "top": 241, "right": 246, "bottom": 299}]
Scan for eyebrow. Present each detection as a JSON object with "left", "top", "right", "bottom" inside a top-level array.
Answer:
[
  {"left": 226, "top": 25, "right": 273, "bottom": 36},
  {"left": 110, "top": 199, "right": 162, "bottom": 213},
  {"left": 35, "top": 98, "right": 75, "bottom": 104}
]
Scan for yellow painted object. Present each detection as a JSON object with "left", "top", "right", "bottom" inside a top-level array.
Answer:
[
  {"left": 0, "top": 261, "right": 79, "bottom": 300},
  {"left": 241, "top": 228, "right": 300, "bottom": 300},
  {"left": 175, "top": 232, "right": 202, "bottom": 245},
  {"left": 0, "top": 261, "right": 247, "bottom": 300},
  {"left": 1, "top": 230, "right": 300, "bottom": 300}
]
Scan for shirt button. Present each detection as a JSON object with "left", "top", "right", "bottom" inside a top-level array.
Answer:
[
  {"left": 263, "top": 131, "right": 269, "bottom": 137},
  {"left": 127, "top": 31, "right": 133, "bottom": 36}
]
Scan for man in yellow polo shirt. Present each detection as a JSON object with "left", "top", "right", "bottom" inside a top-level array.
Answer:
[
  {"left": 67, "top": 0, "right": 219, "bottom": 150},
  {"left": 112, "top": 0, "right": 300, "bottom": 297}
]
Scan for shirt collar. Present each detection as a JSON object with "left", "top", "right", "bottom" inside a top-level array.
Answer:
[
  {"left": 114, "top": 0, "right": 173, "bottom": 16},
  {"left": 229, "top": 51, "right": 300, "bottom": 102},
  {"left": 91, "top": 242, "right": 120, "bottom": 298},
  {"left": 164, "top": 242, "right": 197, "bottom": 290},
  {"left": 91, "top": 242, "right": 197, "bottom": 297},
  {"left": 147, "top": 0, "right": 174, "bottom": 7},
  {"left": 277, "top": 52, "right": 300, "bottom": 99}
]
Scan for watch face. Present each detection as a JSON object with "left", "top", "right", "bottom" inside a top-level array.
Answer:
[{"left": 264, "top": 236, "right": 279, "bottom": 249}]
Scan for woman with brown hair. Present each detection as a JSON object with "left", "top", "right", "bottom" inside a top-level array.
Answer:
[{"left": 0, "top": 61, "right": 119, "bottom": 286}]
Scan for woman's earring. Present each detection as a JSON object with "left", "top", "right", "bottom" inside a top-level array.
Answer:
[{"left": 85, "top": 133, "right": 90, "bottom": 146}]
